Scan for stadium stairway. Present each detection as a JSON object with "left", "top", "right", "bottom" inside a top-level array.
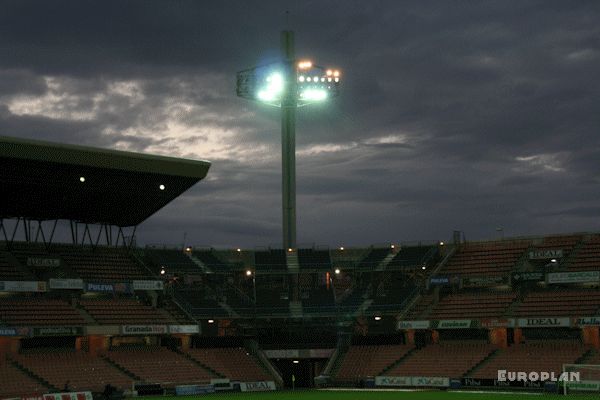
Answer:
[
  {"left": 244, "top": 339, "right": 284, "bottom": 387},
  {"left": 186, "top": 253, "right": 212, "bottom": 273},
  {"left": 173, "top": 349, "right": 225, "bottom": 378},
  {"left": 286, "top": 250, "right": 299, "bottom": 272},
  {"left": 375, "top": 252, "right": 396, "bottom": 272},
  {"left": 73, "top": 302, "right": 98, "bottom": 324},
  {"left": 377, "top": 347, "right": 417, "bottom": 376},
  {"left": 463, "top": 348, "right": 500, "bottom": 377},
  {"left": 0, "top": 250, "right": 36, "bottom": 280},
  {"left": 100, "top": 355, "right": 142, "bottom": 381},
  {"left": 289, "top": 300, "right": 303, "bottom": 318},
  {"left": 7, "top": 357, "right": 59, "bottom": 393}
]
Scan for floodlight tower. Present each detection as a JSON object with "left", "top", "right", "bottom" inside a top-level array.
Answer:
[{"left": 236, "top": 31, "right": 341, "bottom": 249}]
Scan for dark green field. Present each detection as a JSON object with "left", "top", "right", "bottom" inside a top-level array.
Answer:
[{"left": 140, "top": 390, "right": 574, "bottom": 400}]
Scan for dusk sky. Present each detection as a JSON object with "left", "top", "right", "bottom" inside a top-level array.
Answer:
[{"left": 1, "top": 1, "right": 599, "bottom": 248}]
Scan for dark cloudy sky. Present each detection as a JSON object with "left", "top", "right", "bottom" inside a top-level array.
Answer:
[{"left": 1, "top": 0, "right": 599, "bottom": 248}]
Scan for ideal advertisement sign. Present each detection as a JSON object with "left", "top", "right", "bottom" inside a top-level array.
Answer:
[
  {"left": 239, "top": 381, "right": 276, "bottom": 392},
  {"left": 529, "top": 249, "right": 563, "bottom": 260},
  {"left": 49, "top": 279, "right": 84, "bottom": 290},
  {"left": 121, "top": 325, "right": 168, "bottom": 335},
  {"left": 132, "top": 280, "right": 164, "bottom": 291},
  {"left": 397, "top": 320, "right": 430, "bottom": 330},
  {"left": 517, "top": 317, "right": 571, "bottom": 328},
  {"left": 27, "top": 257, "right": 61, "bottom": 268},
  {"left": 546, "top": 271, "right": 600, "bottom": 284},
  {"left": 0, "top": 281, "right": 47, "bottom": 292}
]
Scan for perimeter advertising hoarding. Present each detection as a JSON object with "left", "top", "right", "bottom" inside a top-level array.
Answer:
[
  {"left": 546, "top": 271, "right": 600, "bottom": 284},
  {"left": 432, "top": 320, "right": 475, "bottom": 329},
  {"left": 49, "top": 279, "right": 84, "bottom": 290},
  {"left": 168, "top": 325, "right": 200, "bottom": 334},
  {"left": 85, "top": 282, "right": 132, "bottom": 294},
  {"left": 32, "top": 327, "right": 84, "bottom": 337},
  {"left": 375, "top": 376, "right": 449, "bottom": 387},
  {"left": 0, "top": 281, "right": 47, "bottom": 292},
  {"left": 174, "top": 385, "right": 215, "bottom": 396},
  {"left": 511, "top": 271, "right": 545, "bottom": 283},
  {"left": 27, "top": 257, "right": 61, "bottom": 268},
  {"left": 132, "top": 280, "right": 164, "bottom": 291},
  {"left": 121, "top": 325, "right": 168, "bottom": 335},
  {"left": 43, "top": 392, "right": 92, "bottom": 400},
  {"left": 529, "top": 249, "right": 564, "bottom": 260},
  {"left": 239, "top": 381, "right": 276, "bottom": 392},
  {"left": 517, "top": 317, "right": 571, "bottom": 328},
  {"left": 0, "top": 327, "right": 30, "bottom": 337},
  {"left": 461, "top": 275, "right": 509, "bottom": 288},
  {"left": 397, "top": 320, "right": 430, "bottom": 330},
  {"left": 573, "top": 317, "right": 600, "bottom": 326},
  {"left": 461, "top": 378, "right": 543, "bottom": 389},
  {"left": 480, "top": 318, "right": 516, "bottom": 328}
]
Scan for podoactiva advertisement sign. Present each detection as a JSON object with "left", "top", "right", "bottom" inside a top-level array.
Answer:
[{"left": 240, "top": 381, "right": 276, "bottom": 392}]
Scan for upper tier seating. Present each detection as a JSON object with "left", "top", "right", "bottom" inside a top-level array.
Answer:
[
  {"left": 105, "top": 346, "right": 215, "bottom": 387},
  {"left": 297, "top": 249, "right": 332, "bottom": 270},
  {"left": 0, "top": 359, "right": 48, "bottom": 398},
  {"left": 144, "top": 249, "right": 202, "bottom": 275},
  {"left": 442, "top": 240, "right": 530, "bottom": 276},
  {"left": 470, "top": 340, "right": 588, "bottom": 379},
  {"left": 55, "top": 246, "right": 150, "bottom": 281},
  {"left": 427, "top": 291, "right": 518, "bottom": 319},
  {"left": 336, "top": 344, "right": 414, "bottom": 381},
  {"left": 388, "top": 246, "right": 436, "bottom": 268},
  {"left": 514, "top": 289, "right": 600, "bottom": 317},
  {"left": 0, "top": 251, "right": 28, "bottom": 280},
  {"left": 568, "top": 235, "right": 600, "bottom": 272},
  {"left": 254, "top": 250, "right": 287, "bottom": 271},
  {"left": 186, "top": 347, "right": 270, "bottom": 381},
  {"left": 386, "top": 341, "right": 495, "bottom": 378},
  {"left": 0, "top": 298, "right": 86, "bottom": 326},
  {"left": 193, "top": 250, "right": 231, "bottom": 272},
  {"left": 358, "top": 248, "right": 391, "bottom": 269},
  {"left": 13, "top": 351, "right": 131, "bottom": 392},
  {"left": 80, "top": 298, "right": 176, "bottom": 325}
]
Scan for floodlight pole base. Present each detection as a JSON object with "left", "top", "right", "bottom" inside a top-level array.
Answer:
[{"left": 281, "top": 30, "right": 297, "bottom": 250}]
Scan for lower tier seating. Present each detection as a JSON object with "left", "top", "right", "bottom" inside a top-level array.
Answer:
[
  {"left": 0, "top": 359, "right": 48, "bottom": 398},
  {"left": 186, "top": 347, "right": 270, "bottom": 382},
  {"left": 336, "top": 344, "right": 413, "bottom": 381}
]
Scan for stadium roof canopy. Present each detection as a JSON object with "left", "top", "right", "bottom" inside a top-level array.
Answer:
[{"left": 0, "top": 136, "right": 211, "bottom": 227}]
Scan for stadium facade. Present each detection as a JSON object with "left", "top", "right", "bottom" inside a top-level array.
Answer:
[{"left": 0, "top": 136, "right": 599, "bottom": 397}]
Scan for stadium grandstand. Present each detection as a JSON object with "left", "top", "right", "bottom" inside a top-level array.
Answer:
[{"left": 1, "top": 135, "right": 600, "bottom": 398}]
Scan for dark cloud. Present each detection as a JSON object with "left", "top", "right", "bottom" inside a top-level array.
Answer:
[{"left": 1, "top": 0, "right": 599, "bottom": 247}]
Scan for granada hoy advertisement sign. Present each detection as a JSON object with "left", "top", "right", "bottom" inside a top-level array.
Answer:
[{"left": 121, "top": 325, "right": 168, "bottom": 335}]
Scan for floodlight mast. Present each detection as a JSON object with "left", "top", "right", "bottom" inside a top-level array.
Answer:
[
  {"left": 281, "top": 30, "right": 297, "bottom": 249},
  {"left": 235, "top": 30, "right": 340, "bottom": 250}
]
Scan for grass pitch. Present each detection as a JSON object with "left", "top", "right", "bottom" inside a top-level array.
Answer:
[{"left": 140, "top": 390, "right": 570, "bottom": 400}]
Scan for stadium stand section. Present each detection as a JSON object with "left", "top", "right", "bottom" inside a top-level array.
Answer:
[
  {"left": 297, "top": 248, "right": 332, "bottom": 270},
  {"left": 254, "top": 249, "right": 287, "bottom": 271},
  {"left": 569, "top": 235, "right": 600, "bottom": 271},
  {"left": 441, "top": 240, "right": 529, "bottom": 276},
  {"left": 426, "top": 291, "right": 518, "bottom": 319},
  {"left": 336, "top": 344, "right": 413, "bottom": 382},
  {"left": 185, "top": 347, "right": 271, "bottom": 382},
  {"left": 0, "top": 359, "right": 49, "bottom": 398},
  {"left": 79, "top": 298, "right": 176, "bottom": 325},
  {"left": 514, "top": 289, "right": 600, "bottom": 317},
  {"left": 0, "top": 298, "right": 86, "bottom": 326}
]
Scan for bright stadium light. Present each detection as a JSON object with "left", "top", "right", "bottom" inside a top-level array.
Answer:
[
  {"left": 79, "top": 176, "right": 85, "bottom": 183},
  {"left": 159, "top": 184, "right": 165, "bottom": 191},
  {"left": 334, "top": 268, "right": 341, "bottom": 275},
  {"left": 160, "top": 266, "right": 166, "bottom": 275},
  {"left": 246, "top": 270, "right": 253, "bottom": 276},
  {"left": 208, "top": 319, "right": 214, "bottom": 324},
  {"left": 374, "top": 316, "right": 382, "bottom": 321},
  {"left": 236, "top": 30, "right": 341, "bottom": 249}
]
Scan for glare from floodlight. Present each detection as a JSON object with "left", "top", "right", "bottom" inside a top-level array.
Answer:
[
  {"left": 288, "top": 248, "right": 293, "bottom": 252},
  {"left": 246, "top": 270, "right": 252, "bottom": 276},
  {"left": 79, "top": 176, "right": 85, "bottom": 183},
  {"left": 326, "top": 69, "right": 332, "bottom": 76},
  {"left": 159, "top": 184, "right": 165, "bottom": 190},
  {"left": 334, "top": 268, "right": 341, "bottom": 275},
  {"left": 550, "top": 258, "right": 557, "bottom": 263},
  {"left": 440, "top": 241, "right": 444, "bottom": 246},
  {"left": 236, "top": 248, "right": 242, "bottom": 252},
  {"left": 422, "top": 265, "right": 426, "bottom": 270},
  {"left": 160, "top": 267, "right": 166, "bottom": 275},
  {"left": 293, "top": 360, "right": 300, "bottom": 364},
  {"left": 185, "top": 247, "right": 192, "bottom": 253},
  {"left": 298, "top": 60, "right": 312, "bottom": 69},
  {"left": 208, "top": 319, "right": 214, "bottom": 324},
  {"left": 333, "top": 70, "right": 340, "bottom": 77},
  {"left": 339, "top": 246, "right": 344, "bottom": 251},
  {"left": 298, "top": 76, "right": 305, "bottom": 82},
  {"left": 374, "top": 316, "right": 382, "bottom": 321},
  {"left": 300, "top": 89, "right": 327, "bottom": 101},
  {"left": 390, "top": 244, "right": 395, "bottom": 249}
]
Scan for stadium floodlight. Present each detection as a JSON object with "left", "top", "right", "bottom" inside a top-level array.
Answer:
[
  {"left": 160, "top": 266, "right": 166, "bottom": 275},
  {"left": 159, "top": 184, "right": 165, "bottom": 191},
  {"left": 246, "top": 269, "right": 253, "bottom": 277},
  {"left": 79, "top": 176, "right": 85, "bottom": 183},
  {"left": 374, "top": 316, "right": 382, "bottom": 321},
  {"left": 334, "top": 268, "right": 341, "bottom": 275},
  {"left": 237, "top": 30, "right": 341, "bottom": 249},
  {"left": 207, "top": 319, "right": 214, "bottom": 324}
]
